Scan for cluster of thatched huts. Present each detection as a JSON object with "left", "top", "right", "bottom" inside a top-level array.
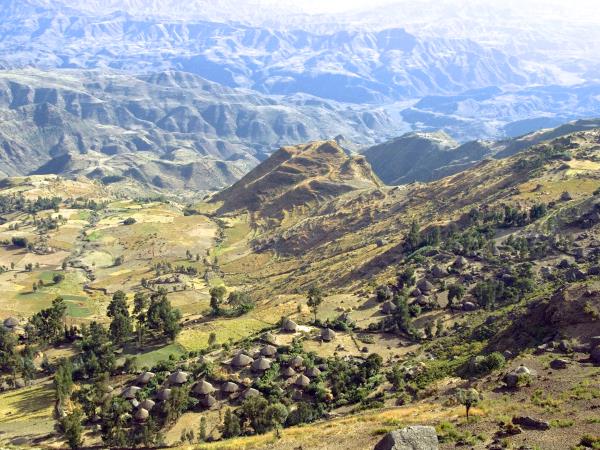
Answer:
[{"left": 119, "top": 328, "right": 337, "bottom": 421}]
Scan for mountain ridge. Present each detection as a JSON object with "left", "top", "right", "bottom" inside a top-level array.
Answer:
[
  {"left": 362, "top": 118, "right": 600, "bottom": 185},
  {"left": 213, "top": 140, "right": 382, "bottom": 218},
  {"left": 0, "top": 69, "right": 395, "bottom": 190},
  {"left": 0, "top": 0, "right": 545, "bottom": 104}
]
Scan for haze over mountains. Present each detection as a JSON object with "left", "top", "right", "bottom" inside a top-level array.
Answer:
[
  {"left": 0, "top": 0, "right": 599, "bottom": 189},
  {"left": 1, "top": 0, "right": 541, "bottom": 103},
  {"left": 0, "top": 69, "right": 393, "bottom": 189}
]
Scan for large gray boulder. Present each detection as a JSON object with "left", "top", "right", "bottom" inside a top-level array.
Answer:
[{"left": 374, "top": 426, "right": 439, "bottom": 450}]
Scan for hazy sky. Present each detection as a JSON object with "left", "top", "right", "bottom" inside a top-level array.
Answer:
[
  {"left": 260, "top": 0, "right": 600, "bottom": 18},
  {"left": 267, "top": 0, "right": 394, "bottom": 13}
]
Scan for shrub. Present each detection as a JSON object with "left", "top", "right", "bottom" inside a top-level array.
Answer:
[
  {"left": 123, "top": 217, "right": 136, "bottom": 225},
  {"left": 11, "top": 236, "right": 28, "bottom": 248},
  {"left": 53, "top": 273, "right": 65, "bottom": 284},
  {"left": 550, "top": 419, "right": 574, "bottom": 428},
  {"left": 465, "top": 352, "right": 505, "bottom": 377}
]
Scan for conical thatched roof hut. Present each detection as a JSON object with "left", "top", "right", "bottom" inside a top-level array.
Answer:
[
  {"left": 135, "top": 371, "right": 155, "bottom": 385},
  {"left": 168, "top": 370, "right": 189, "bottom": 385},
  {"left": 452, "top": 256, "right": 468, "bottom": 269},
  {"left": 134, "top": 408, "right": 149, "bottom": 422},
  {"left": 289, "top": 355, "right": 304, "bottom": 368},
  {"left": 122, "top": 386, "right": 141, "bottom": 399},
  {"left": 156, "top": 388, "right": 171, "bottom": 401},
  {"left": 193, "top": 380, "right": 216, "bottom": 395},
  {"left": 294, "top": 374, "right": 310, "bottom": 388},
  {"left": 231, "top": 352, "right": 253, "bottom": 368},
  {"left": 241, "top": 388, "right": 260, "bottom": 400},
  {"left": 281, "top": 318, "right": 298, "bottom": 332},
  {"left": 321, "top": 328, "right": 336, "bottom": 342},
  {"left": 260, "top": 344, "right": 277, "bottom": 357},
  {"left": 200, "top": 394, "right": 217, "bottom": 408},
  {"left": 305, "top": 367, "right": 321, "bottom": 378},
  {"left": 431, "top": 265, "right": 447, "bottom": 278},
  {"left": 3, "top": 317, "right": 19, "bottom": 328},
  {"left": 417, "top": 278, "right": 434, "bottom": 293},
  {"left": 281, "top": 366, "right": 296, "bottom": 377},
  {"left": 221, "top": 381, "right": 240, "bottom": 393},
  {"left": 262, "top": 332, "right": 277, "bottom": 344},
  {"left": 381, "top": 300, "right": 395, "bottom": 314},
  {"left": 251, "top": 357, "right": 272, "bottom": 372},
  {"left": 140, "top": 399, "right": 155, "bottom": 411}
]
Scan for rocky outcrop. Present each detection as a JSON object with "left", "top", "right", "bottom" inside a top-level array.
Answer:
[
  {"left": 374, "top": 426, "right": 439, "bottom": 450},
  {"left": 512, "top": 416, "right": 550, "bottom": 430}
]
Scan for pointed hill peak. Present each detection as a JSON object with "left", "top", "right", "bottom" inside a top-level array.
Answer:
[{"left": 213, "top": 140, "right": 381, "bottom": 218}]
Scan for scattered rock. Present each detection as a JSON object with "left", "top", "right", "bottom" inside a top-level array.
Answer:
[
  {"left": 502, "top": 350, "right": 514, "bottom": 360},
  {"left": 431, "top": 265, "right": 446, "bottom": 278},
  {"left": 574, "top": 248, "right": 586, "bottom": 260},
  {"left": 591, "top": 346, "right": 600, "bottom": 364},
  {"left": 462, "top": 301, "right": 477, "bottom": 311},
  {"left": 540, "top": 266, "right": 554, "bottom": 280},
  {"left": 550, "top": 359, "right": 569, "bottom": 370},
  {"left": 573, "top": 343, "right": 591, "bottom": 353},
  {"left": 504, "top": 373, "right": 519, "bottom": 388},
  {"left": 564, "top": 267, "right": 586, "bottom": 282},
  {"left": 560, "top": 191, "right": 573, "bottom": 201},
  {"left": 417, "top": 279, "right": 435, "bottom": 294},
  {"left": 504, "top": 365, "right": 532, "bottom": 388},
  {"left": 557, "top": 340, "right": 572, "bottom": 353},
  {"left": 535, "top": 343, "right": 549, "bottom": 354},
  {"left": 512, "top": 416, "right": 550, "bottom": 430},
  {"left": 515, "top": 365, "right": 532, "bottom": 375},
  {"left": 376, "top": 238, "right": 388, "bottom": 247},
  {"left": 452, "top": 256, "right": 468, "bottom": 269},
  {"left": 374, "top": 426, "right": 439, "bottom": 450},
  {"left": 588, "top": 266, "right": 600, "bottom": 276}
]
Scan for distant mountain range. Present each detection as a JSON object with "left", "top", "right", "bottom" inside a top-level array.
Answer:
[
  {"left": 0, "top": 0, "right": 600, "bottom": 190},
  {"left": 401, "top": 84, "right": 600, "bottom": 141},
  {"left": 0, "top": 69, "right": 394, "bottom": 190},
  {"left": 0, "top": 0, "right": 545, "bottom": 104}
]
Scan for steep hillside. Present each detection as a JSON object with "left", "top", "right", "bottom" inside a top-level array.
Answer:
[
  {"left": 0, "top": 69, "right": 394, "bottom": 190},
  {"left": 363, "top": 119, "right": 600, "bottom": 186},
  {"left": 216, "top": 127, "right": 600, "bottom": 295},
  {"left": 362, "top": 131, "right": 467, "bottom": 185},
  {"left": 0, "top": 127, "right": 599, "bottom": 450},
  {"left": 213, "top": 140, "right": 381, "bottom": 217}
]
